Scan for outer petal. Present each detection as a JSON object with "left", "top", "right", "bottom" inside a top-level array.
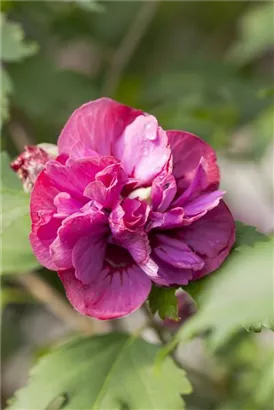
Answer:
[
  {"left": 58, "top": 98, "right": 143, "bottom": 158},
  {"left": 58, "top": 266, "right": 151, "bottom": 320},
  {"left": 30, "top": 219, "right": 61, "bottom": 271},
  {"left": 179, "top": 200, "right": 235, "bottom": 280},
  {"left": 167, "top": 131, "right": 220, "bottom": 194},
  {"left": 30, "top": 169, "right": 58, "bottom": 224},
  {"left": 30, "top": 170, "right": 61, "bottom": 270}
]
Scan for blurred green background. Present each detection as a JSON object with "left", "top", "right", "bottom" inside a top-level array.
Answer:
[{"left": 1, "top": 1, "right": 274, "bottom": 409}]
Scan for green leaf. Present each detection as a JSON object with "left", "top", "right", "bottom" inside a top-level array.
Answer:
[
  {"left": 1, "top": 188, "right": 39, "bottom": 274},
  {"left": 234, "top": 221, "right": 269, "bottom": 248},
  {"left": 1, "top": 13, "right": 38, "bottom": 62},
  {"left": 227, "top": 3, "right": 274, "bottom": 65},
  {"left": 1, "top": 152, "right": 40, "bottom": 274},
  {"left": 182, "top": 222, "right": 269, "bottom": 307},
  {"left": 8, "top": 54, "right": 98, "bottom": 131},
  {"left": 0, "top": 151, "right": 21, "bottom": 190},
  {"left": 8, "top": 333, "right": 191, "bottom": 410},
  {"left": 149, "top": 286, "right": 179, "bottom": 321},
  {"left": 0, "top": 68, "right": 13, "bottom": 126},
  {"left": 176, "top": 238, "right": 274, "bottom": 349},
  {"left": 245, "top": 318, "right": 274, "bottom": 333}
]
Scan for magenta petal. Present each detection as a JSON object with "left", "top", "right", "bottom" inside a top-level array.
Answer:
[
  {"left": 30, "top": 170, "right": 59, "bottom": 224},
  {"left": 151, "top": 254, "right": 193, "bottom": 286},
  {"left": 151, "top": 173, "right": 177, "bottom": 212},
  {"left": 184, "top": 190, "right": 225, "bottom": 217},
  {"left": 68, "top": 141, "right": 99, "bottom": 161},
  {"left": 84, "top": 163, "right": 127, "bottom": 208},
  {"left": 109, "top": 200, "right": 151, "bottom": 265},
  {"left": 30, "top": 171, "right": 63, "bottom": 270},
  {"left": 147, "top": 208, "right": 185, "bottom": 231},
  {"left": 30, "top": 222, "right": 61, "bottom": 271},
  {"left": 72, "top": 235, "right": 106, "bottom": 285},
  {"left": 167, "top": 131, "right": 220, "bottom": 194},
  {"left": 172, "top": 160, "right": 208, "bottom": 207},
  {"left": 58, "top": 98, "right": 142, "bottom": 158},
  {"left": 50, "top": 211, "right": 108, "bottom": 270},
  {"left": 58, "top": 266, "right": 151, "bottom": 320},
  {"left": 113, "top": 115, "right": 171, "bottom": 185},
  {"left": 154, "top": 235, "right": 204, "bottom": 271},
  {"left": 179, "top": 200, "right": 235, "bottom": 279},
  {"left": 54, "top": 193, "right": 82, "bottom": 217}
]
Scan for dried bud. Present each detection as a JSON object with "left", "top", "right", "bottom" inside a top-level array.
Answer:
[{"left": 10, "top": 144, "right": 57, "bottom": 192}]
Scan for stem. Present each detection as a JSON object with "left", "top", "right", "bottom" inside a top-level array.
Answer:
[
  {"left": 16, "top": 272, "right": 94, "bottom": 335},
  {"left": 142, "top": 303, "right": 168, "bottom": 344},
  {"left": 142, "top": 303, "right": 184, "bottom": 369},
  {"left": 103, "top": 1, "right": 158, "bottom": 96}
]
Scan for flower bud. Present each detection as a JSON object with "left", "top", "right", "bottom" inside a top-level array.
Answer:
[{"left": 10, "top": 144, "right": 57, "bottom": 192}]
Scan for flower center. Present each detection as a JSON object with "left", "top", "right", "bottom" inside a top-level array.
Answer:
[{"left": 128, "top": 187, "right": 152, "bottom": 204}]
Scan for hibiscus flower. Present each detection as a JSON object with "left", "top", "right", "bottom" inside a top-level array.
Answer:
[{"left": 12, "top": 98, "right": 235, "bottom": 320}]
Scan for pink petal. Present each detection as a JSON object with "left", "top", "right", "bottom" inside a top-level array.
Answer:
[
  {"left": 30, "top": 230, "right": 59, "bottom": 271},
  {"left": 109, "top": 199, "right": 151, "bottom": 266},
  {"left": 151, "top": 173, "right": 177, "bottom": 212},
  {"left": 54, "top": 193, "right": 82, "bottom": 217},
  {"left": 45, "top": 160, "right": 89, "bottom": 200},
  {"left": 50, "top": 210, "right": 108, "bottom": 269},
  {"left": 179, "top": 200, "right": 235, "bottom": 280},
  {"left": 30, "top": 171, "right": 62, "bottom": 270},
  {"left": 167, "top": 131, "right": 220, "bottom": 194},
  {"left": 183, "top": 190, "right": 225, "bottom": 217},
  {"left": 113, "top": 115, "right": 171, "bottom": 185},
  {"left": 30, "top": 170, "right": 59, "bottom": 224},
  {"left": 153, "top": 235, "right": 204, "bottom": 271},
  {"left": 172, "top": 160, "right": 208, "bottom": 207},
  {"left": 147, "top": 208, "right": 185, "bottom": 231},
  {"left": 58, "top": 266, "right": 151, "bottom": 320},
  {"left": 58, "top": 98, "right": 143, "bottom": 158},
  {"left": 72, "top": 235, "right": 106, "bottom": 285},
  {"left": 138, "top": 257, "right": 168, "bottom": 286},
  {"left": 151, "top": 254, "right": 193, "bottom": 286},
  {"left": 84, "top": 163, "right": 127, "bottom": 208}
]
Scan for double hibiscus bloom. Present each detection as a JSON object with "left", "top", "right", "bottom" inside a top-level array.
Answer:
[{"left": 12, "top": 98, "right": 235, "bottom": 320}]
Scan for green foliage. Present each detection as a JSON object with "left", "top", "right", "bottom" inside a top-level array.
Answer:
[
  {"left": 0, "top": 68, "right": 13, "bottom": 125},
  {"left": 234, "top": 221, "right": 269, "bottom": 248},
  {"left": 8, "top": 333, "right": 191, "bottom": 410},
  {"left": 148, "top": 286, "right": 179, "bottom": 321},
  {"left": 182, "top": 221, "right": 269, "bottom": 308},
  {"left": 1, "top": 12, "right": 38, "bottom": 127},
  {"left": 1, "top": 152, "right": 40, "bottom": 274},
  {"left": 177, "top": 238, "right": 274, "bottom": 349},
  {"left": 1, "top": 2, "right": 274, "bottom": 408},
  {"left": 8, "top": 54, "right": 98, "bottom": 140},
  {"left": 245, "top": 318, "right": 274, "bottom": 333},
  {"left": 1, "top": 12, "right": 38, "bottom": 62},
  {"left": 227, "top": 2, "right": 274, "bottom": 65},
  {"left": 141, "top": 62, "right": 272, "bottom": 150},
  {"left": 75, "top": 0, "right": 105, "bottom": 13}
]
